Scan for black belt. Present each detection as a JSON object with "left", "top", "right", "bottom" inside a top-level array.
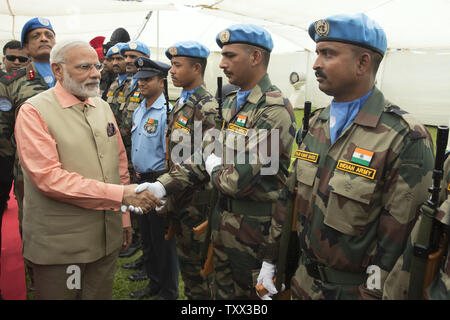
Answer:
[
  {"left": 135, "top": 169, "right": 167, "bottom": 182},
  {"left": 218, "top": 194, "right": 273, "bottom": 216},
  {"left": 301, "top": 253, "right": 367, "bottom": 286}
]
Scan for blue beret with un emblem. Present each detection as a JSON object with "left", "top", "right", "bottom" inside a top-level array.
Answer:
[
  {"left": 106, "top": 42, "right": 126, "bottom": 57},
  {"left": 134, "top": 57, "right": 171, "bottom": 79},
  {"left": 308, "top": 13, "right": 387, "bottom": 56},
  {"left": 120, "top": 41, "right": 150, "bottom": 57},
  {"left": 165, "top": 41, "right": 210, "bottom": 60},
  {"left": 21, "top": 17, "right": 55, "bottom": 47},
  {"left": 216, "top": 24, "right": 274, "bottom": 52}
]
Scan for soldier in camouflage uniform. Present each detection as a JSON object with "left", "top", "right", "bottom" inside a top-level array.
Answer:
[
  {"left": 163, "top": 41, "right": 218, "bottom": 300},
  {"left": 132, "top": 24, "right": 297, "bottom": 299},
  {"left": 383, "top": 155, "right": 450, "bottom": 300},
  {"left": 0, "top": 17, "right": 56, "bottom": 236},
  {"left": 117, "top": 41, "right": 150, "bottom": 260},
  {"left": 104, "top": 43, "right": 131, "bottom": 119},
  {"left": 274, "top": 13, "right": 434, "bottom": 300}
]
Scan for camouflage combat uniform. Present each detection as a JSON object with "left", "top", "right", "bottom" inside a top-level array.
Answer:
[
  {"left": 117, "top": 81, "right": 142, "bottom": 177},
  {"left": 287, "top": 87, "right": 434, "bottom": 299},
  {"left": 383, "top": 156, "right": 450, "bottom": 300},
  {"left": 0, "top": 63, "right": 50, "bottom": 233},
  {"left": 159, "top": 74, "right": 297, "bottom": 299},
  {"left": 165, "top": 85, "right": 217, "bottom": 300},
  {"left": 105, "top": 74, "right": 131, "bottom": 120}
]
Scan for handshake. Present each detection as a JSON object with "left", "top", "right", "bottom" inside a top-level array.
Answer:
[{"left": 121, "top": 182, "right": 167, "bottom": 214}]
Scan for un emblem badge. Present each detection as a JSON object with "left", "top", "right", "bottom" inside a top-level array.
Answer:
[
  {"left": 219, "top": 30, "right": 230, "bottom": 44},
  {"left": 314, "top": 19, "right": 330, "bottom": 36},
  {"left": 112, "top": 46, "right": 119, "bottom": 53},
  {"left": 129, "top": 42, "right": 138, "bottom": 50},
  {"left": 168, "top": 47, "right": 178, "bottom": 56},
  {"left": 38, "top": 17, "right": 50, "bottom": 26}
]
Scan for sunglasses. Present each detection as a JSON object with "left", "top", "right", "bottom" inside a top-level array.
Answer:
[{"left": 5, "top": 55, "right": 29, "bottom": 63}]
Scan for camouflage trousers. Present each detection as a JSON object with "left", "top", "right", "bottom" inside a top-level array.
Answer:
[
  {"left": 174, "top": 206, "right": 211, "bottom": 300},
  {"left": 211, "top": 210, "right": 271, "bottom": 300}
]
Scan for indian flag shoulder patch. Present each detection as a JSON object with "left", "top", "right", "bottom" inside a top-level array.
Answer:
[
  {"left": 133, "top": 91, "right": 140, "bottom": 98},
  {"left": 236, "top": 115, "right": 247, "bottom": 127},
  {"left": 178, "top": 115, "right": 188, "bottom": 126},
  {"left": 351, "top": 147, "right": 374, "bottom": 167}
]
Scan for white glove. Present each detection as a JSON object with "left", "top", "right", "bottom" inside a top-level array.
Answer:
[
  {"left": 205, "top": 153, "right": 222, "bottom": 176},
  {"left": 135, "top": 181, "right": 166, "bottom": 199},
  {"left": 121, "top": 204, "right": 143, "bottom": 214},
  {"left": 256, "top": 261, "right": 278, "bottom": 300}
]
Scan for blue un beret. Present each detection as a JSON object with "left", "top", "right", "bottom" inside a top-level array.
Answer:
[
  {"left": 134, "top": 57, "right": 170, "bottom": 79},
  {"left": 308, "top": 13, "right": 387, "bottom": 56},
  {"left": 120, "top": 41, "right": 150, "bottom": 57},
  {"left": 216, "top": 24, "right": 273, "bottom": 52},
  {"left": 165, "top": 41, "right": 210, "bottom": 60},
  {"left": 106, "top": 42, "right": 126, "bottom": 57},
  {"left": 21, "top": 17, "right": 55, "bottom": 47}
]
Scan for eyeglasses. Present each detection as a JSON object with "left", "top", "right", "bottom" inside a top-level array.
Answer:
[
  {"left": 60, "top": 62, "right": 104, "bottom": 73},
  {"left": 5, "top": 55, "right": 29, "bottom": 63}
]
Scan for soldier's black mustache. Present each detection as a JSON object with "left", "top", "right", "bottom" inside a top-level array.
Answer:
[{"left": 315, "top": 70, "right": 327, "bottom": 79}]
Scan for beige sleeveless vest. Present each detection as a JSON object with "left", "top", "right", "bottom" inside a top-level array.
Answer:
[{"left": 22, "top": 88, "right": 123, "bottom": 265}]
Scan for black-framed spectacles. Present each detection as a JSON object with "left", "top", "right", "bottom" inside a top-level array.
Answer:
[{"left": 5, "top": 55, "right": 29, "bottom": 63}]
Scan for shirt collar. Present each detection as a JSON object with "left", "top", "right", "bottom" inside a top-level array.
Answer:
[
  {"left": 141, "top": 93, "right": 166, "bottom": 110},
  {"left": 53, "top": 81, "right": 96, "bottom": 108},
  {"left": 319, "top": 86, "right": 384, "bottom": 128}
]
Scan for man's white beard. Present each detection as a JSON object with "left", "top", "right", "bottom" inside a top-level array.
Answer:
[{"left": 62, "top": 68, "right": 100, "bottom": 99}]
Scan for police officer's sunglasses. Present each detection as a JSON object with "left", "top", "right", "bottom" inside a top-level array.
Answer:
[{"left": 5, "top": 55, "right": 29, "bottom": 63}]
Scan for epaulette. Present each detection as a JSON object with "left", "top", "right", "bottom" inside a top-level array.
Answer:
[
  {"left": 225, "top": 89, "right": 238, "bottom": 97},
  {"left": 385, "top": 102, "right": 428, "bottom": 140},
  {"left": 265, "top": 90, "right": 284, "bottom": 106},
  {"left": 0, "top": 68, "right": 26, "bottom": 85}
]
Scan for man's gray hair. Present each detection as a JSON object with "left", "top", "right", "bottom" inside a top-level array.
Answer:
[{"left": 50, "top": 40, "right": 93, "bottom": 64}]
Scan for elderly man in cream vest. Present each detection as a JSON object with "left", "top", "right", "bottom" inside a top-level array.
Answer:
[{"left": 14, "top": 40, "right": 161, "bottom": 300}]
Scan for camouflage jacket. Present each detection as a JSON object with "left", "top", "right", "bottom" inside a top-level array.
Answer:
[
  {"left": 0, "top": 62, "right": 50, "bottom": 159},
  {"left": 105, "top": 74, "right": 132, "bottom": 120},
  {"left": 164, "top": 84, "right": 217, "bottom": 214},
  {"left": 383, "top": 155, "right": 450, "bottom": 300},
  {"left": 158, "top": 74, "right": 297, "bottom": 255},
  {"left": 289, "top": 87, "right": 434, "bottom": 299},
  {"left": 117, "top": 80, "right": 142, "bottom": 174}
]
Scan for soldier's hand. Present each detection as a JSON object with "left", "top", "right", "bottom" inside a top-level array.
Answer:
[
  {"left": 122, "top": 184, "right": 162, "bottom": 213},
  {"left": 205, "top": 153, "right": 222, "bottom": 176},
  {"left": 134, "top": 181, "right": 166, "bottom": 199},
  {"left": 122, "top": 226, "right": 133, "bottom": 251},
  {"left": 256, "top": 261, "right": 278, "bottom": 300}
]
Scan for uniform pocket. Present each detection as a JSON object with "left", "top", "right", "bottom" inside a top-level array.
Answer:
[
  {"left": 295, "top": 159, "right": 318, "bottom": 219},
  {"left": 324, "top": 170, "right": 377, "bottom": 236}
]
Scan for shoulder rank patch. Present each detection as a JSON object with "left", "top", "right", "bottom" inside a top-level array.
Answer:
[
  {"left": 336, "top": 160, "right": 376, "bottom": 180},
  {"left": 0, "top": 68, "right": 26, "bottom": 85},
  {"left": 295, "top": 150, "right": 319, "bottom": 163}
]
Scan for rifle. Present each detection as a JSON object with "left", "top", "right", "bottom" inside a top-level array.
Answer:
[
  {"left": 163, "top": 78, "right": 174, "bottom": 240},
  {"left": 197, "top": 77, "right": 225, "bottom": 276},
  {"left": 255, "top": 101, "right": 312, "bottom": 299},
  {"left": 409, "top": 125, "right": 449, "bottom": 299}
]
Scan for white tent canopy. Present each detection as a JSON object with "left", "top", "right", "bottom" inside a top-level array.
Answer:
[{"left": 1, "top": 0, "right": 449, "bottom": 129}]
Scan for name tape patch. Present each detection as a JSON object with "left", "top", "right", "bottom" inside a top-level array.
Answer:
[
  {"left": 295, "top": 150, "right": 319, "bottom": 164},
  {"left": 226, "top": 123, "right": 248, "bottom": 136},
  {"left": 336, "top": 160, "right": 376, "bottom": 180}
]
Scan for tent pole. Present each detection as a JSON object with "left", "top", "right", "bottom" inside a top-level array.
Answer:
[
  {"left": 6, "top": 0, "right": 15, "bottom": 39},
  {"left": 157, "top": 10, "right": 160, "bottom": 60}
]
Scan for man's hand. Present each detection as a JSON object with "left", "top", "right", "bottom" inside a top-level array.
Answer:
[
  {"left": 122, "top": 226, "right": 133, "bottom": 251},
  {"left": 205, "top": 153, "right": 222, "bottom": 176},
  {"left": 134, "top": 181, "right": 166, "bottom": 199},
  {"left": 122, "top": 184, "right": 162, "bottom": 213},
  {"left": 256, "top": 261, "right": 278, "bottom": 300}
]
